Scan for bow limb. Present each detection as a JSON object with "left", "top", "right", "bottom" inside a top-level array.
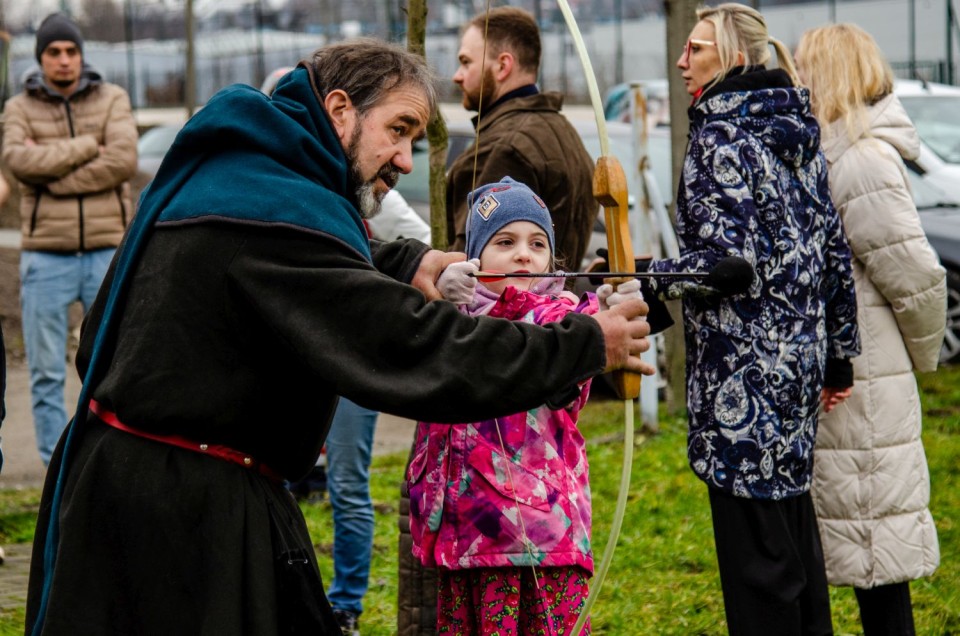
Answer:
[{"left": 555, "top": 1, "right": 641, "bottom": 633}]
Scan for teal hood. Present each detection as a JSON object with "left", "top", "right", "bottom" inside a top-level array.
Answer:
[{"left": 142, "top": 65, "right": 371, "bottom": 260}]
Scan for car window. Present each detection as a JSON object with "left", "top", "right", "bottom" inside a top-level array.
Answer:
[{"left": 900, "top": 96, "right": 960, "bottom": 164}]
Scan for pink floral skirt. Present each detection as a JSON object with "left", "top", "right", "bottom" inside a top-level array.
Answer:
[{"left": 437, "top": 565, "right": 591, "bottom": 635}]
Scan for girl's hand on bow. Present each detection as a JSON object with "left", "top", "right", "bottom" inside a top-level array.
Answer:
[{"left": 597, "top": 279, "right": 645, "bottom": 321}]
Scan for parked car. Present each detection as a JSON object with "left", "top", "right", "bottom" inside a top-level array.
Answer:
[
  {"left": 136, "top": 123, "right": 181, "bottom": 180},
  {"left": 909, "top": 173, "right": 960, "bottom": 363},
  {"left": 895, "top": 79, "right": 960, "bottom": 203},
  {"left": 132, "top": 122, "right": 183, "bottom": 199}
]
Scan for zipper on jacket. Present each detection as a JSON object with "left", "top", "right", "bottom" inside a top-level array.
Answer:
[
  {"left": 64, "top": 100, "right": 87, "bottom": 251},
  {"left": 29, "top": 193, "right": 41, "bottom": 237}
]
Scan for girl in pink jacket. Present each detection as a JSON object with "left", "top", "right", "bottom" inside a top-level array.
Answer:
[{"left": 407, "top": 177, "right": 635, "bottom": 635}]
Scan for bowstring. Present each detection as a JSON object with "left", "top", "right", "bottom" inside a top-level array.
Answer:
[
  {"left": 467, "top": 0, "right": 492, "bottom": 209},
  {"left": 493, "top": 418, "right": 557, "bottom": 636}
]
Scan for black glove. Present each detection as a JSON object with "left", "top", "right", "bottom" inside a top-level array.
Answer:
[{"left": 703, "top": 256, "right": 754, "bottom": 296}]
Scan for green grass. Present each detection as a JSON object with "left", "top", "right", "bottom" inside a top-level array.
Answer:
[{"left": 1, "top": 365, "right": 958, "bottom": 635}]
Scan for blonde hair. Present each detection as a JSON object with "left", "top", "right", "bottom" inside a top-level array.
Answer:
[
  {"left": 795, "top": 24, "right": 893, "bottom": 140},
  {"left": 696, "top": 3, "right": 800, "bottom": 88}
]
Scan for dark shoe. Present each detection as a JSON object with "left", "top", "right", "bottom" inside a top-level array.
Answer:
[{"left": 333, "top": 609, "right": 360, "bottom": 636}]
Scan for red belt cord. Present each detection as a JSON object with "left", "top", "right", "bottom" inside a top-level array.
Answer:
[{"left": 89, "top": 398, "right": 285, "bottom": 484}]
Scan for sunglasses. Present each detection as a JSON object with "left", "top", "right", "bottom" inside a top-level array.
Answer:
[{"left": 682, "top": 38, "right": 717, "bottom": 64}]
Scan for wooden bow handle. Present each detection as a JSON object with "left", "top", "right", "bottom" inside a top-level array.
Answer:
[{"left": 595, "top": 155, "right": 642, "bottom": 400}]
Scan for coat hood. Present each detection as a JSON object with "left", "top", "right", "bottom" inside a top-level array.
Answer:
[
  {"left": 821, "top": 93, "right": 921, "bottom": 166},
  {"left": 691, "top": 69, "right": 821, "bottom": 169},
  {"left": 23, "top": 63, "right": 103, "bottom": 100},
  {"left": 464, "top": 275, "right": 574, "bottom": 316}
]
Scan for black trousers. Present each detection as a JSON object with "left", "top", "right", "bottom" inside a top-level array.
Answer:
[
  {"left": 708, "top": 488, "right": 833, "bottom": 636},
  {"left": 855, "top": 582, "right": 916, "bottom": 636}
]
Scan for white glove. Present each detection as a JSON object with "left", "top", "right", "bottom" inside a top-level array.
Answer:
[
  {"left": 596, "top": 279, "right": 645, "bottom": 320},
  {"left": 436, "top": 258, "right": 480, "bottom": 304}
]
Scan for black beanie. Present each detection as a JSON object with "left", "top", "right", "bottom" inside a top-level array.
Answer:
[{"left": 35, "top": 13, "right": 84, "bottom": 62}]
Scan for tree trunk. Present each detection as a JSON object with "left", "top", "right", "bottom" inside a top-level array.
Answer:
[
  {"left": 407, "top": 0, "right": 449, "bottom": 250},
  {"left": 662, "top": 0, "right": 697, "bottom": 417},
  {"left": 397, "top": 4, "right": 443, "bottom": 634}
]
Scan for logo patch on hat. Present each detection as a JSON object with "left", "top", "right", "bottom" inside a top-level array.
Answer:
[
  {"left": 476, "top": 194, "right": 501, "bottom": 220},
  {"left": 532, "top": 193, "right": 546, "bottom": 209}
]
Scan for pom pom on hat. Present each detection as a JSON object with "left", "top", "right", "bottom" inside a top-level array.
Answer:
[
  {"left": 35, "top": 13, "right": 84, "bottom": 62},
  {"left": 465, "top": 177, "right": 555, "bottom": 260}
]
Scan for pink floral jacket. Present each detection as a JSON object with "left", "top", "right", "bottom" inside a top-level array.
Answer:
[{"left": 407, "top": 278, "right": 599, "bottom": 573}]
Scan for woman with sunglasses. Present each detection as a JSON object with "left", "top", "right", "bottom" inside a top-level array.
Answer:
[{"left": 647, "top": 3, "right": 860, "bottom": 634}]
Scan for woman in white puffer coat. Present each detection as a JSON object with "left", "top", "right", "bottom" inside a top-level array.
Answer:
[{"left": 796, "top": 24, "right": 946, "bottom": 636}]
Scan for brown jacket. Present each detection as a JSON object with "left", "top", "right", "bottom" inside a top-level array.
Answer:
[
  {"left": 2, "top": 67, "right": 138, "bottom": 252},
  {"left": 446, "top": 91, "right": 596, "bottom": 269}
]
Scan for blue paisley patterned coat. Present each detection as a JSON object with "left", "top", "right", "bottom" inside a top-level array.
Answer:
[{"left": 648, "top": 70, "right": 860, "bottom": 500}]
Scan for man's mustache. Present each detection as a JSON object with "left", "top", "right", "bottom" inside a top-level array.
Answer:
[{"left": 377, "top": 166, "right": 400, "bottom": 190}]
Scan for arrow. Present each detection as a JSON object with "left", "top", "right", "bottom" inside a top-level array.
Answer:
[{"left": 469, "top": 270, "right": 708, "bottom": 280}]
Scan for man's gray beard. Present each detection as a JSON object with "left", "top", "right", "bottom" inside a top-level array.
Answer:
[
  {"left": 355, "top": 181, "right": 384, "bottom": 219},
  {"left": 345, "top": 122, "right": 387, "bottom": 220}
]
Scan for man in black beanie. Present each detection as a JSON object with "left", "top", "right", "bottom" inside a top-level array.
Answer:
[
  {"left": 1, "top": 12, "right": 138, "bottom": 467},
  {"left": 34, "top": 12, "right": 85, "bottom": 69}
]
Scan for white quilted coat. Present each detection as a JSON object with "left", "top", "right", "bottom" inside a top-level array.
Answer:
[{"left": 812, "top": 94, "right": 946, "bottom": 588}]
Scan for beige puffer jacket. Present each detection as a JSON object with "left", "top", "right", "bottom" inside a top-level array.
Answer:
[
  {"left": 2, "top": 67, "right": 138, "bottom": 252},
  {"left": 812, "top": 94, "right": 945, "bottom": 588}
]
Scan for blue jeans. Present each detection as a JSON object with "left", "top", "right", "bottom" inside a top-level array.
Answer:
[
  {"left": 20, "top": 249, "right": 115, "bottom": 465},
  {"left": 325, "top": 398, "right": 377, "bottom": 615}
]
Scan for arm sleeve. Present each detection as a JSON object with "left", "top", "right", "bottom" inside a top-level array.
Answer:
[
  {"left": 833, "top": 141, "right": 946, "bottom": 372},
  {"left": 229, "top": 234, "right": 607, "bottom": 423},
  {"left": 369, "top": 237, "right": 432, "bottom": 285},
  {"left": 820, "top": 187, "right": 861, "bottom": 362},
  {"left": 646, "top": 128, "right": 757, "bottom": 285},
  {"left": 46, "top": 89, "right": 139, "bottom": 196},
  {"left": 1, "top": 99, "right": 99, "bottom": 184}
]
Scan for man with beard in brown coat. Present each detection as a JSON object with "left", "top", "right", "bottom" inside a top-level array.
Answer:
[{"left": 445, "top": 6, "right": 597, "bottom": 272}]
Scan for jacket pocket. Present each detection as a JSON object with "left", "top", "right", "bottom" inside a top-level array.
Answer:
[
  {"left": 468, "top": 439, "right": 553, "bottom": 512},
  {"left": 406, "top": 427, "right": 446, "bottom": 533}
]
